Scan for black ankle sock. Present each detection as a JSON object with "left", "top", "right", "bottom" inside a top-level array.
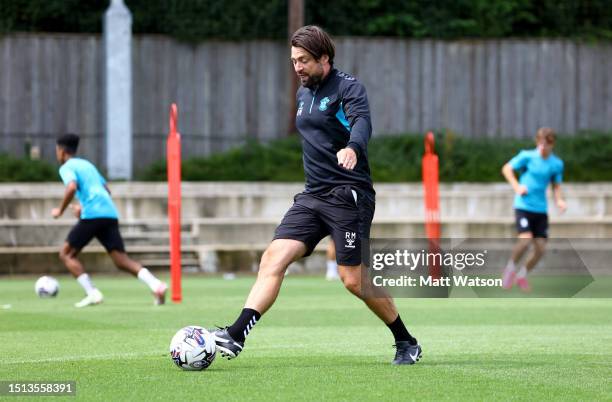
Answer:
[
  {"left": 387, "top": 315, "right": 417, "bottom": 345},
  {"left": 228, "top": 308, "right": 261, "bottom": 343}
]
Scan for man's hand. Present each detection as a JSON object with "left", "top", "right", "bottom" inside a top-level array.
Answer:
[
  {"left": 337, "top": 147, "right": 357, "bottom": 170},
  {"left": 556, "top": 198, "right": 567, "bottom": 214},
  {"left": 55, "top": 181, "right": 77, "bottom": 220},
  {"left": 514, "top": 184, "right": 528, "bottom": 196},
  {"left": 70, "top": 204, "right": 82, "bottom": 219}
]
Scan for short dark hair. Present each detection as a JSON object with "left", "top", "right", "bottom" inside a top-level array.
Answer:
[
  {"left": 57, "top": 134, "right": 80, "bottom": 154},
  {"left": 291, "top": 25, "right": 335, "bottom": 66}
]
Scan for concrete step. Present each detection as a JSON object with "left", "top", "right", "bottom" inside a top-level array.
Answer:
[
  {"left": 1, "top": 239, "right": 609, "bottom": 276},
  {"left": 121, "top": 231, "right": 196, "bottom": 246},
  {"left": 3, "top": 217, "right": 612, "bottom": 248},
  {"left": 0, "top": 220, "right": 194, "bottom": 247},
  {"left": 0, "top": 241, "right": 334, "bottom": 275},
  {"left": 1, "top": 183, "right": 611, "bottom": 220},
  {"left": 139, "top": 258, "right": 200, "bottom": 269},
  {"left": 0, "top": 245, "right": 200, "bottom": 275},
  {"left": 191, "top": 217, "right": 612, "bottom": 243}
]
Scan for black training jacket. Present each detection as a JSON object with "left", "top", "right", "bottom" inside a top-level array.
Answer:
[{"left": 295, "top": 68, "right": 375, "bottom": 198}]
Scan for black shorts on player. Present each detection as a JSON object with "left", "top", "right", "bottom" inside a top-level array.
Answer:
[
  {"left": 273, "top": 185, "right": 375, "bottom": 266},
  {"left": 515, "top": 209, "right": 548, "bottom": 238},
  {"left": 66, "top": 218, "right": 126, "bottom": 252}
]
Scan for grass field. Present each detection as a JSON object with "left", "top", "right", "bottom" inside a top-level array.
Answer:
[{"left": 1, "top": 275, "right": 611, "bottom": 401}]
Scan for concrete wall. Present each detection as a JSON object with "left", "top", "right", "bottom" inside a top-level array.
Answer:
[
  {"left": 1, "top": 182, "right": 611, "bottom": 221},
  {"left": 1, "top": 34, "right": 611, "bottom": 170},
  {"left": 2, "top": 182, "right": 612, "bottom": 249},
  {"left": 1, "top": 182, "right": 611, "bottom": 274}
]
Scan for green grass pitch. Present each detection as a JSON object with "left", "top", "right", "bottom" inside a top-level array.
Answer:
[{"left": 1, "top": 275, "right": 611, "bottom": 401}]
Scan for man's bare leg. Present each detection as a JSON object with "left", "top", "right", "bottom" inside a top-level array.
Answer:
[
  {"left": 244, "top": 239, "right": 307, "bottom": 314},
  {"left": 337, "top": 264, "right": 397, "bottom": 323},
  {"left": 213, "top": 239, "right": 307, "bottom": 359},
  {"left": 525, "top": 238, "right": 547, "bottom": 272},
  {"left": 59, "top": 242, "right": 103, "bottom": 306},
  {"left": 503, "top": 232, "right": 533, "bottom": 289},
  {"left": 337, "top": 263, "right": 421, "bottom": 364},
  {"left": 109, "top": 250, "right": 167, "bottom": 304}
]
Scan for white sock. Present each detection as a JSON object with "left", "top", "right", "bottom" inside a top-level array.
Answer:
[
  {"left": 505, "top": 259, "right": 516, "bottom": 272},
  {"left": 326, "top": 260, "right": 338, "bottom": 276},
  {"left": 77, "top": 273, "right": 96, "bottom": 296},
  {"left": 517, "top": 266, "right": 527, "bottom": 278},
  {"left": 137, "top": 268, "right": 162, "bottom": 291}
]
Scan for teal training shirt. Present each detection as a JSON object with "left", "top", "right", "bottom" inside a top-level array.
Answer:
[
  {"left": 59, "top": 158, "right": 119, "bottom": 219},
  {"left": 508, "top": 148, "right": 564, "bottom": 214}
]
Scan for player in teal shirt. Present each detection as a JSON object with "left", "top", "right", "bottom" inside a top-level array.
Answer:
[
  {"left": 53, "top": 134, "right": 167, "bottom": 307},
  {"left": 501, "top": 128, "right": 567, "bottom": 291},
  {"left": 59, "top": 158, "right": 119, "bottom": 219}
]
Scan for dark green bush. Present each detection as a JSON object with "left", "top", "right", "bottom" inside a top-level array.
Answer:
[
  {"left": 137, "top": 131, "right": 612, "bottom": 183},
  {"left": 3, "top": 131, "right": 609, "bottom": 182},
  {"left": 138, "top": 137, "right": 305, "bottom": 181},
  {"left": 0, "top": 154, "right": 57, "bottom": 182},
  {"left": 1, "top": 0, "right": 611, "bottom": 41}
]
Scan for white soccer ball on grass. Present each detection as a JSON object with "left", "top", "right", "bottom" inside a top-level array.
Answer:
[
  {"left": 169, "top": 326, "right": 216, "bottom": 371},
  {"left": 35, "top": 275, "right": 59, "bottom": 298}
]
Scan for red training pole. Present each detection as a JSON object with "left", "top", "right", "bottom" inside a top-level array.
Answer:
[
  {"left": 167, "top": 103, "right": 182, "bottom": 302},
  {"left": 422, "top": 131, "right": 441, "bottom": 279}
]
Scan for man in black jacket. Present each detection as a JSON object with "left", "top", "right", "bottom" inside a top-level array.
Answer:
[{"left": 213, "top": 26, "right": 421, "bottom": 365}]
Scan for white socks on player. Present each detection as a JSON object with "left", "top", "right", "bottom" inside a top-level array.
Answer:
[
  {"left": 326, "top": 260, "right": 339, "bottom": 280},
  {"left": 77, "top": 273, "right": 96, "bottom": 295},
  {"left": 505, "top": 260, "right": 527, "bottom": 278},
  {"left": 503, "top": 260, "right": 516, "bottom": 278},
  {"left": 138, "top": 268, "right": 162, "bottom": 291}
]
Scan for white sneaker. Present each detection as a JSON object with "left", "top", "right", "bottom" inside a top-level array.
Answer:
[
  {"left": 153, "top": 282, "right": 168, "bottom": 305},
  {"left": 325, "top": 261, "right": 340, "bottom": 281},
  {"left": 74, "top": 289, "right": 104, "bottom": 308},
  {"left": 325, "top": 271, "right": 340, "bottom": 281}
]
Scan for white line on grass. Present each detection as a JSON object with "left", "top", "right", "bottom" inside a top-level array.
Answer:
[{"left": 5, "top": 351, "right": 161, "bottom": 365}]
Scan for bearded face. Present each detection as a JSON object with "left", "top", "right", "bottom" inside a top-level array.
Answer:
[{"left": 291, "top": 46, "right": 327, "bottom": 89}]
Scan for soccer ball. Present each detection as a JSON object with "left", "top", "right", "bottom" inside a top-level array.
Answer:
[
  {"left": 35, "top": 276, "right": 59, "bottom": 297},
  {"left": 169, "top": 326, "right": 216, "bottom": 371}
]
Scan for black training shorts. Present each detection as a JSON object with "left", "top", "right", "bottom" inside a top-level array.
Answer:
[
  {"left": 273, "top": 185, "right": 375, "bottom": 266},
  {"left": 66, "top": 218, "right": 126, "bottom": 252},
  {"left": 515, "top": 209, "right": 548, "bottom": 238}
]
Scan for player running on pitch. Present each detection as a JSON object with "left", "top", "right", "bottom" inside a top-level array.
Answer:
[
  {"left": 211, "top": 26, "right": 421, "bottom": 365},
  {"left": 501, "top": 127, "right": 567, "bottom": 291},
  {"left": 53, "top": 134, "right": 167, "bottom": 307}
]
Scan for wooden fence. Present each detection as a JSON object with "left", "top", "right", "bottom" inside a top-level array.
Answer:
[{"left": 1, "top": 33, "right": 610, "bottom": 170}]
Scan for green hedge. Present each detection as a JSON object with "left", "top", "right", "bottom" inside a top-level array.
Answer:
[
  {"left": 137, "top": 131, "right": 612, "bottom": 183},
  {"left": 2, "top": 132, "right": 610, "bottom": 182},
  {"left": 138, "top": 138, "right": 304, "bottom": 182},
  {"left": 1, "top": 0, "right": 611, "bottom": 41},
  {"left": 0, "top": 154, "right": 57, "bottom": 182}
]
